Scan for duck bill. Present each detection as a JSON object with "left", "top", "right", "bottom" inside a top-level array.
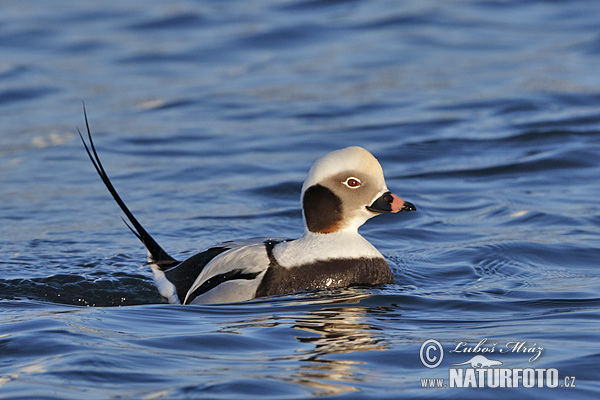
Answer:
[{"left": 367, "top": 191, "right": 416, "bottom": 214}]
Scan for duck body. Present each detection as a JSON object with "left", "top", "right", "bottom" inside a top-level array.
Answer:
[
  {"left": 156, "top": 231, "right": 393, "bottom": 305},
  {"left": 79, "top": 109, "right": 415, "bottom": 304}
]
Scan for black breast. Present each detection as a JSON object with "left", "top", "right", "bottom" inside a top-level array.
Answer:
[{"left": 255, "top": 243, "right": 394, "bottom": 298}]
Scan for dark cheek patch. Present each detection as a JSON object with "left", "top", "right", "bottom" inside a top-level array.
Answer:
[{"left": 302, "top": 184, "right": 343, "bottom": 233}]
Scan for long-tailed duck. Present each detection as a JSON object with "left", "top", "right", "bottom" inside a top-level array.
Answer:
[{"left": 79, "top": 109, "right": 415, "bottom": 304}]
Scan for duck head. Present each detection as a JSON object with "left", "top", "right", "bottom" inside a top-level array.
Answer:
[{"left": 301, "top": 146, "right": 415, "bottom": 234}]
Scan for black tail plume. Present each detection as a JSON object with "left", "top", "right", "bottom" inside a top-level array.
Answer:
[{"left": 78, "top": 104, "right": 179, "bottom": 269}]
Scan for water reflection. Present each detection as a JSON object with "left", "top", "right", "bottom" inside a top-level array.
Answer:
[
  {"left": 290, "top": 305, "right": 388, "bottom": 396},
  {"left": 293, "top": 306, "right": 387, "bottom": 356},
  {"left": 222, "top": 291, "right": 390, "bottom": 396}
]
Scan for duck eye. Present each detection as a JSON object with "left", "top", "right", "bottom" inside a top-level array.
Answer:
[{"left": 343, "top": 177, "right": 361, "bottom": 189}]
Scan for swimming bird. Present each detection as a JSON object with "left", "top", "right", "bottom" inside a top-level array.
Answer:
[{"left": 79, "top": 109, "right": 415, "bottom": 304}]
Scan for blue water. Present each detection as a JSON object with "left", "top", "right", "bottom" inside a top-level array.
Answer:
[{"left": 1, "top": 0, "right": 600, "bottom": 398}]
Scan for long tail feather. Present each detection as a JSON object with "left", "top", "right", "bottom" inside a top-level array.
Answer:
[{"left": 78, "top": 104, "right": 178, "bottom": 269}]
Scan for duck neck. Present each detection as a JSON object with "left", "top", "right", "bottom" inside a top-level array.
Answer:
[{"left": 273, "top": 229, "right": 384, "bottom": 268}]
